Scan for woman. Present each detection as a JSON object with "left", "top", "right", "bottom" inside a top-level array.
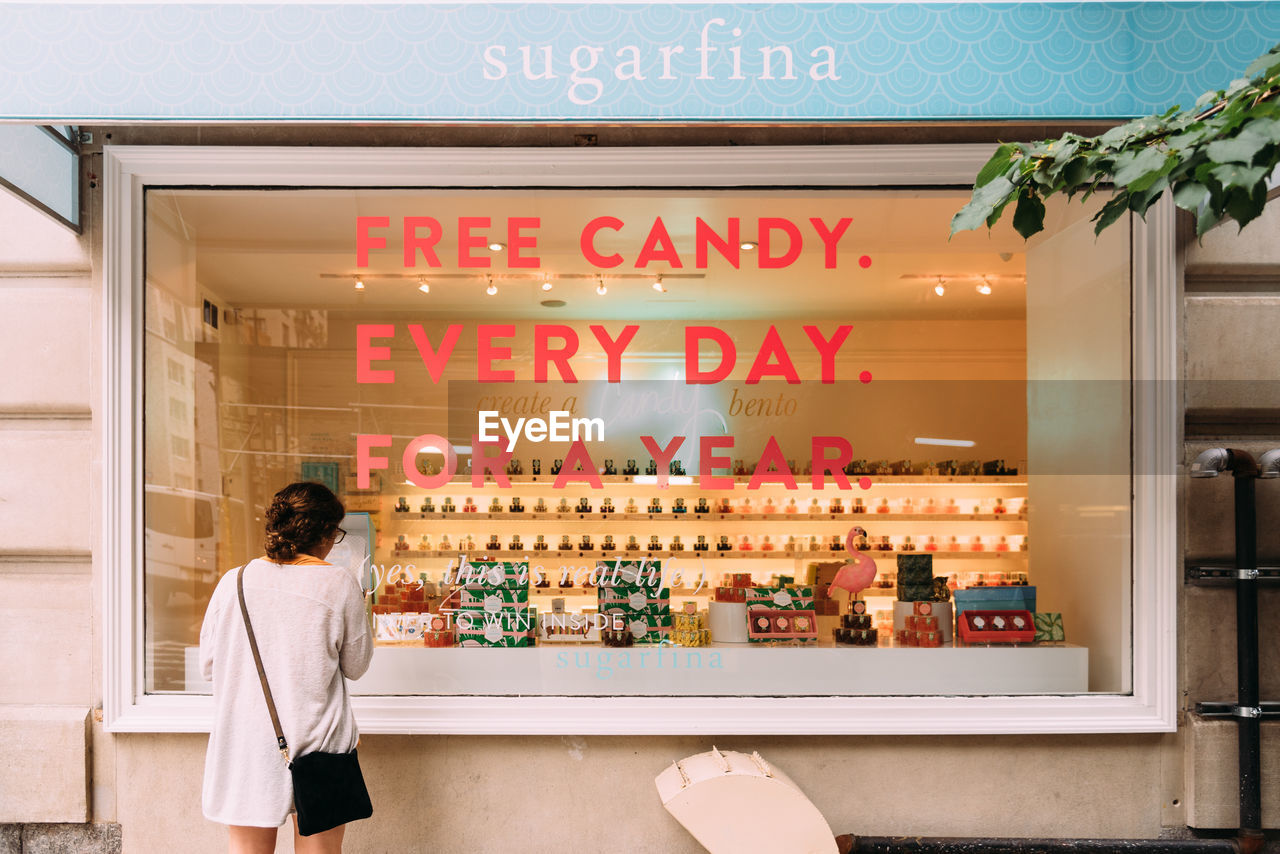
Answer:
[{"left": 199, "top": 482, "right": 374, "bottom": 854}]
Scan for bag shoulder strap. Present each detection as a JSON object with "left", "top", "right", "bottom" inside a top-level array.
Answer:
[{"left": 237, "top": 566, "right": 291, "bottom": 763}]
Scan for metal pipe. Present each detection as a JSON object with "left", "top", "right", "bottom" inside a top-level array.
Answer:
[
  {"left": 837, "top": 836, "right": 1239, "bottom": 853},
  {"left": 1233, "top": 468, "right": 1262, "bottom": 849}
]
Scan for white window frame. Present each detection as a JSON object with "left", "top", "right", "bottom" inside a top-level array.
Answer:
[{"left": 102, "top": 145, "right": 1177, "bottom": 735}]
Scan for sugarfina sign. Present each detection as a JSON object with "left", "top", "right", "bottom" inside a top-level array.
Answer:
[
  {"left": 480, "top": 18, "right": 839, "bottom": 106},
  {"left": 0, "top": 4, "right": 1275, "bottom": 121}
]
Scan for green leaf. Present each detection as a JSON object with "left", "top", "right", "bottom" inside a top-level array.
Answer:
[
  {"left": 1129, "top": 178, "right": 1168, "bottom": 217},
  {"left": 1061, "top": 156, "right": 1090, "bottom": 190},
  {"left": 1225, "top": 181, "right": 1267, "bottom": 230},
  {"left": 974, "top": 143, "right": 1019, "bottom": 189},
  {"left": 1245, "top": 47, "right": 1280, "bottom": 78},
  {"left": 1210, "top": 163, "right": 1269, "bottom": 189},
  {"left": 950, "top": 175, "right": 1017, "bottom": 236},
  {"left": 1093, "top": 194, "right": 1131, "bottom": 235},
  {"left": 1011, "top": 189, "right": 1047, "bottom": 238},
  {"left": 1195, "top": 88, "right": 1223, "bottom": 109},
  {"left": 1207, "top": 132, "right": 1268, "bottom": 164},
  {"left": 1172, "top": 181, "right": 1210, "bottom": 213},
  {"left": 1110, "top": 147, "right": 1167, "bottom": 187}
]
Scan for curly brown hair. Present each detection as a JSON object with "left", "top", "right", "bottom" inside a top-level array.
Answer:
[{"left": 264, "top": 482, "right": 345, "bottom": 561}]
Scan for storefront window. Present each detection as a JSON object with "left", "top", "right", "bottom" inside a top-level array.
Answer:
[{"left": 142, "top": 183, "right": 1132, "bottom": 699}]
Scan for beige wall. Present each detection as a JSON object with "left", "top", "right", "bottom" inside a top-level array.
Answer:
[{"left": 3, "top": 129, "right": 1280, "bottom": 850}]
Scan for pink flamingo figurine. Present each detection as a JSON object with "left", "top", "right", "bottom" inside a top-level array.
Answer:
[{"left": 827, "top": 527, "right": 877, "bottom": 597}]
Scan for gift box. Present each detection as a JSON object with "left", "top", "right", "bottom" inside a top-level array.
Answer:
[
  {"left": 746, "top": 586, "right": 814, "bottom": 610},
  {"left": 423, "top": 629, "right": 455, "bottom": 647},
  {"left": 599, "top": 609, "right": 671, "bottom": 644},
  {"left": 1034, "top": 611, "right": 1065, "bottom": 642},
  {"left": 457, "top": 561, "right": 530, "bottom": 590},
  {"left": 456, "top": 609, "right": 535, "bottom": 647},
  {"left": 598, "top": 588, "right": 671, "bottom": 611},
  {"left": 747, "top": 608, "right": 818, "bottom": 643},
  {"left": 672, "top": 611, "right": 708, "bottom": 632},
  {"left": 458, "top": 587, "right": 530, "bottom": 610},
  {"left": 671, "top": 628, "right": 711, "bottom": 647},
  {"left": 596, "top": 560, "right": 665, "bottom": 590},
  {"left": 896, "top": 554, "right": 933, "bottom": 584},
  {"left": 957, "top": 609, "right": 1035, "bottom": 644},
  {"left": 953, "top": 586, "right": 1036, "bottom": 618}
]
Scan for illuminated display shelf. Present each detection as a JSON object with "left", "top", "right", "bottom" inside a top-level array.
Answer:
[
  {"left": 386, "top": 548, "right": 1028, "bottom": 560},
  {"left": 379, "top": 474, "right": 1026, "bottom": 487},
  {"left": 522, "top": 585, "right": 1026, "bottom": 597},
  {"left": 388, "top": 512, "right": 1027, "bottom": 523}
]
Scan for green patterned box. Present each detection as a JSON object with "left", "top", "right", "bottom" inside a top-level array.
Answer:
[
  {"left": 597, "top": 609, "right": 671, "bottom": 644},
  {"left": 598, "top": 587, "right": 670, "bottom": 612},
  {"left": 746, "top": 586, "right": 814, "bottom": 610},
  {"left": 595, "top": 560, "right": 665, "bottom": 591},
  {"left": 896, "top": 554, "right": 934, "bottom": 601},
  {"left": 454, "top": 560, "right": 530, "bottom": 590},
  {"left": 458, "top": 587, "right": 530, "bottom": 609},
  {"left": 1034, "top": 611, "right": 1065, "bottom": 642},
  {"left": 455, "top": 607, "right": 534, "bottom": 647}
]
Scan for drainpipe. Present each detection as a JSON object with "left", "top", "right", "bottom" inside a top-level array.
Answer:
[{"left": 1190, "top": 448, "right": 1263, "bottom": 853}]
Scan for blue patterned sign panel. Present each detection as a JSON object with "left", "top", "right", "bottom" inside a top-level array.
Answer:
[{"left": 0, "top": 3, "right": 1277, "bottom": 122}]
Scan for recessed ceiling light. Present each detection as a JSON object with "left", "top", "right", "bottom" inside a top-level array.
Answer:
[
  {"left": 417, "top": 277, "right": 430, "bottom": 295},
  {"left": 354, "top": 278, "right": 365, "bottom": 290},
  {"left": 651, "top": 274, "right": 666, "bottom": 293},
  {"left": 596, "top": 275, "right": 607, "bottom": 296},
  {"left": 488, "top": 241, "right": 505, "bottom": 252},
  {"left": 977, "top": 277, "right": 992, "bottom": 295},
  {"left": 934, "top": 277, "right": 945, "bottom": 297},
  {"left": 541, "top": 273, "right": 553, "bottom": 291},
  {"left": 740, "top": 241, "right": 757, "bottom": 251},
  {"left": 540, "top": 299, "right": 566, "bottom": 308},
  {"left": 485, "top": 276, "right": 497, "bottom": 296}
]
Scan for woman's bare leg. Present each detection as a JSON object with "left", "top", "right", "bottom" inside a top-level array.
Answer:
[
  {"left": 227, "top": 825, "right": 277, "bottom": 854},
  {"left": 292, "top": 815, "right": 345, "bottom": 854}
]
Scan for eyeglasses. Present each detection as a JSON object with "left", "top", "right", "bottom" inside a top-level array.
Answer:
[{"left": 333, "top": 528, "right": 346, "bottom": 544}]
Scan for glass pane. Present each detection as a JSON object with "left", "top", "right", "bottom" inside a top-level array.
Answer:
[
  {"left": 0, "top": 124, "right": 77, "bottom": 225},
  {"left": 143, "top": 186, "right": 1131, "bottom": 696}
]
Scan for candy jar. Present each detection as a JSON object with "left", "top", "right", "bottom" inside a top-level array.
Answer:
[
  {"left": 762, "top": 498, "right": 776, "bottom": 515},
  {"left": 901, "top": 535, "right": 915, "bottom": 552},
  {"left": 509, "top": 534, "right": 523, "bottom": 551},
  {"left": 648, "top": 535, "right": 662, "bottom": 551},
  {"left": 944, "top": 498, "right": 959, "bottom": 514},
  {"left": 576, "top": 496, "right": 591, "bottom": 513},
  {"left": 421, "top": 498, "right": 434, "bottom": 514},
  {"left": 625, "top": 497, "right": 639, "bottom": 514},
  {"left": 993, "top": 498, "right": 1007, "bottom": 515},
  {"left": 736, "top": 497, "right": 752, "bottom": 514},
  {"left": 760, "top": 535, "right": 774, "bottom": 551},
  {"left": 533, "top": 497, "right": 548, "bottom": 514},
  {"left": 694, "top": 535, "right": 709, "bottom": 551},
  {"left": 626, "top": 535, "right": 641, "bottom": 551},
  {"left": 534, "top": 534, "right": 548, "bottom": 551},
  {"left": 419, "top": 534, "right": 431, "bottom": 551},
  {"left": 603, "top": 458, "right": 617, "bottom": 476},
  {"left": 854, "top": 533, "right": 870, "bottom": 551},
  {"left": 486, "top": 534, "right": 501, "bottom": 551},
  {"left": 969, "top": 535, "right": 985, "bottom": 552},
  {"left": 439, "top": 534, "right": 452, "bottom": 551},
  {"left": 808, "top": 535, "right": 822, "bottom": 552},
  {"left": 602, "top": 535, "right": 616, "bottom": 551},
  {"left": 923, "top": 497, "right": 937, "bottom": 514},
  {"left": 995, "top": 535, "right": 1010, "bottom": 552},
  {"left": 509, "top": 496, "right": 524, "bottom": 512},
  {"left": 717, "top": 497, "right": 733, "bottom": 513},
  {"left": 1020, "top": 536, "right": 1029, "bottom": 552},
  {"left": 901, "top": 497, "right": 913, "bottom": 514},
  {"left": 551, "top": 459, "right": 563, "bottom": 474},
  {"left": 395, "top": 497, "right": 410, "bottom": 513},
  {"left": 488, "top": 497, "right": 502, "bottom": 513},
  {"left": 394, "top": 534, "right": 408, "bottom": 552},
  {"left": 852, "top": 497, "right": 866, "bottom": 514},
  {"left": 648, "top": 497, "right": 663, "bottom": 514},
  {"left": 924, "top": 535, "right": 939, "bottom": 552},
  {"left": 784, "top": 535, "right": 798, "bottom": 553},
  {"left": 733, "top": 458, "right": 747, "bottom": 476},
  {"left": 645, "top": 459, "right": 658, "bottom": 476},
  {"left": 441, "top": 497, "right": 456, "bottom": 513},
  {"left": 557, "top": 497, "right": 571, "bottom": 513},
  {"left": 673, "top": 498, "right": 687, "bottom": 514},
  {"left": 830, "top": 498, "right": 845, "bottom": 514},
  {"left": 579, "top": 534, "right": 593, "bottom": 551},
  {"left": 531, "top": 458, "right": 542, "bottom": 475},
  {"left": 671, "top": 535, "right": 685, "bottom": 551},
  {"left": 463, "top": 497, "right": 477, "bottom": 513},
  {"left": 785, "top": 498, "right": 799, "bottom": 515},
  {"left": 623, "top": 459, "right": 639, "bottom": 475},
  {"left": 828, "top": 534, "right": 844, "bottom": 551},
  {"left": 696, "top": 498, "right": 710, "bottom": 514},
  {"left": 876, "top": 535, "right": 893, "bottom": 552},
  {"left": 737, "top": 535, "right": 753, "bottom": 551},
  {"left": 876, "top": 498, "right": 891, "bottom": 514},
  {"left": 808, "top": 498, "right": 823, "bottom": 514},
  {"left": 601, "top": 497, "right": 615, "bottom": 514},
  {"left": 716, "top": 535, "right": 732, "bottom": 552},
  {"left": 558, "top": 534, "right": 573, "bottom": 551}
]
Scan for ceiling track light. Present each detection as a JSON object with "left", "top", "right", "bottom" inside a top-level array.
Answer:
[
  {"left": 934, "top": 277, "right": 946, "bottom": 297},
  {"left": 541, "top": 273, "right": 553, "bottom": 292},
  {"left": 485, "top": 276, "right": 497, "bottom": 296},
  {"left": 417, "top": 277, "right": 430, "bottom": 295},
  {"left": 977, "top": 277, "right": 993, "bottom": 295},
  {"left": 596, "top": 275, "right": 607, "bottom": 296},
  {"left": 651, "top": 274, "right": 667, "bottom": 293},
  {"left": 354, "top": 277, "right": 365, "bottom": 291}
]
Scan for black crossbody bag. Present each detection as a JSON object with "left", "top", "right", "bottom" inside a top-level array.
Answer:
[{"left": 236, "top": 567, "right": 373, "bottom": 836}]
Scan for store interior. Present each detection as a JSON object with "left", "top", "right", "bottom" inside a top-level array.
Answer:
[{"left": 142, "top": 187, "right": 1132, "bottom": 696}]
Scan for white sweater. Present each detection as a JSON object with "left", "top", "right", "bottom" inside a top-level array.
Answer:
[{"left": 199, "top": 557, "right": 374, "bottom": 827}]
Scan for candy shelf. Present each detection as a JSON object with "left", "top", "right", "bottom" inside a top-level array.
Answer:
[
  {"left": 388, "top": 511, "right": 1027, "bottom": 523},
  {"left": 387, "top": 548, "right": 1028, "bottom": 560},
  {"left": 388, "top": 473, "right": 1025, "bottom": 487}
]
